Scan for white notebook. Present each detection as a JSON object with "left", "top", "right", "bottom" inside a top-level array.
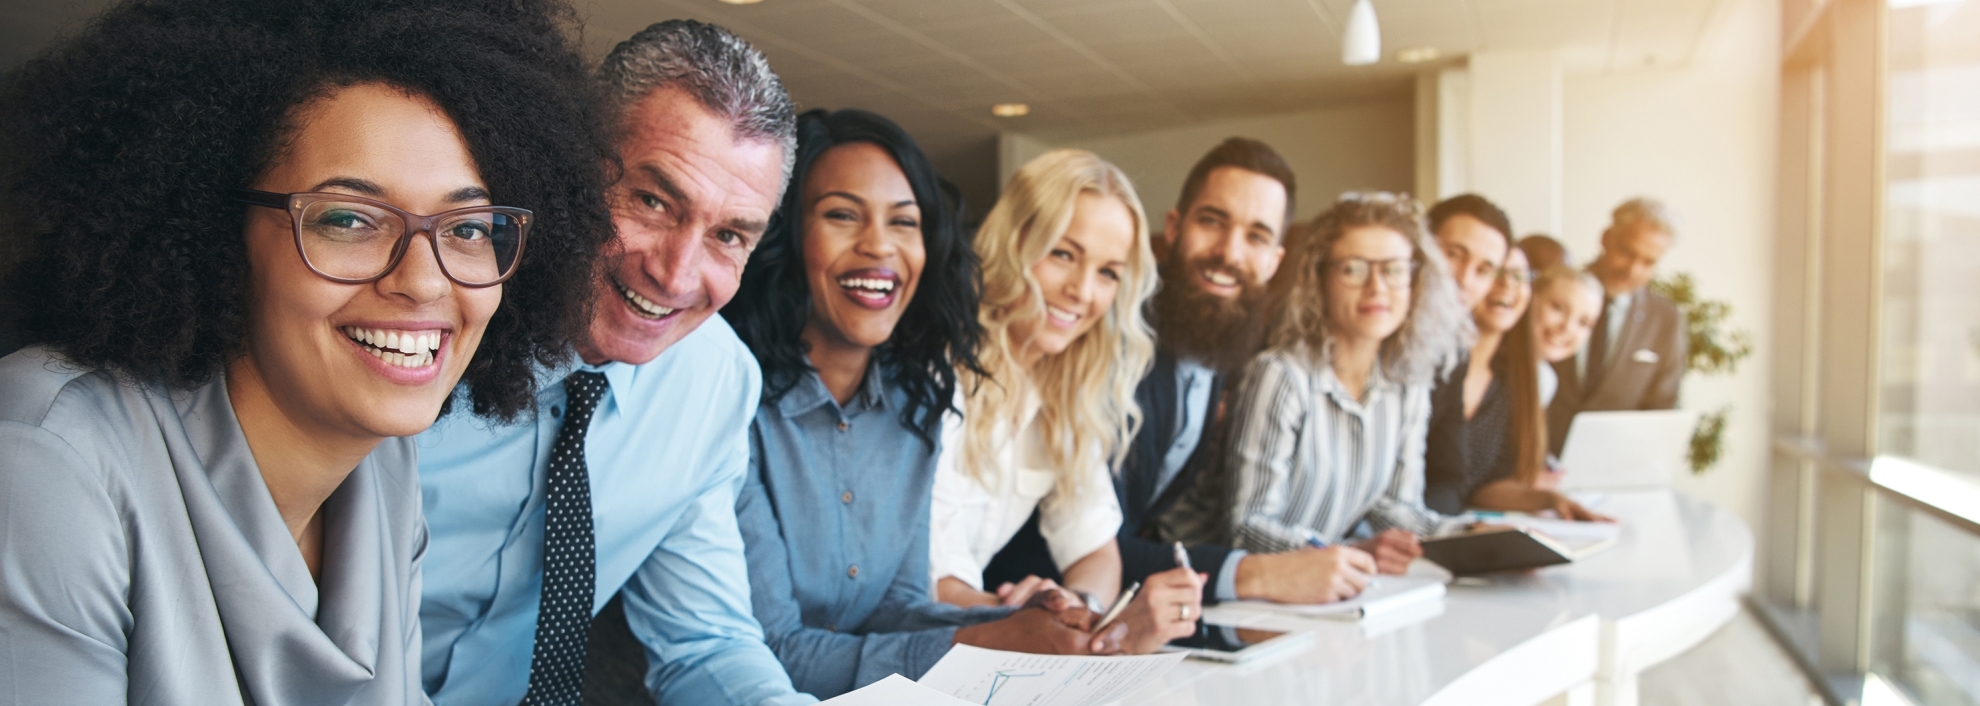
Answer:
[{"left": 1232, "top": 575, "right": 1446, "bottom": 621}]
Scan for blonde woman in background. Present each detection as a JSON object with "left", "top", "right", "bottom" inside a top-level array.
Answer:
[
  {"left": 1525, "top": 265, "right": 1608, "bottom": 493},
  {"left": 929, "top": 149, "right": 1204, "bottom": 654}
]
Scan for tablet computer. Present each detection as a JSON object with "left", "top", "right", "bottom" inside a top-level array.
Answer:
[{"left": 1162, "top": 623, "right": 1312, "bottom": 663}]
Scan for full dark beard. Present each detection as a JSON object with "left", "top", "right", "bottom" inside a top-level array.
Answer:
[{"left": 1152, "top": 255, "right": 1269, "bottom": 374}]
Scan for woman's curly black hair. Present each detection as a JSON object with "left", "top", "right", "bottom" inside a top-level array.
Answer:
[
  {"left": 723, "top": 108, "right": 984, "bottom": 447},
  {"left": 0, "top": 0, "right": 614, "bottom": 420}
]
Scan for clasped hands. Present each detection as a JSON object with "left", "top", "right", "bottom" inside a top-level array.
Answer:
[{"left": 953, "top": 568, "right": 1205, "bottom": 656}]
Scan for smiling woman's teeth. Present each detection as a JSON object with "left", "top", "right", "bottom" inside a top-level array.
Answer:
[
  {"left": 616, "top": 280, "right": 675, "bottom": 319},
  {"left": 837, "top": 277, "right": 896, "bottom": 293},
  {"left": 1047, "top": 306, "right": 1079, "bottom": 325},
  {"left": 342, "top": 326, "right": 440, "bottom": 368}
]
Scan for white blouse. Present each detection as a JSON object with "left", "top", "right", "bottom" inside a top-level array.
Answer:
[{"left": 928, "top": 389, "right": 1123, "bottom": 590}]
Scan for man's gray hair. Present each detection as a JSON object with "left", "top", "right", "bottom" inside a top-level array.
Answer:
[
  {"left": 1608, "top": 197, "right": 1680, "bottom": 240},
  {"left": 598, "top": 20, "right": 797, "bottom": 181}
]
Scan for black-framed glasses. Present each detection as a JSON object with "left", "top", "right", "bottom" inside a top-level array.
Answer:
[
  {"left": 1325, "top": 257, "right": 1421, "bottom": 289},
  {"left": 233, "top": 189, "right": 530, "bottom": 287}
]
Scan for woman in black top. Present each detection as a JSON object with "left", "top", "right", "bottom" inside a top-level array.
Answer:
[{"left": 1426, "top": 246, "right": 1607, "bottom": 521}]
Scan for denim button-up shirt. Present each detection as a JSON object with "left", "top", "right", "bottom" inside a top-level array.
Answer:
[{"left": 738, "top": 366, "right": 1005, "bottom": 699}]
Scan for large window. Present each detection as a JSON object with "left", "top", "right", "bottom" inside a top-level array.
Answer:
[
  {"left": 1875, "top": 6, "right": 1980, "bottom": 701},
  {"left": 1879, "top": 0, "right": 1980, "bottom": 478},
  {"left": 1763, "top": 1, "right": 1980, "bottom": 704}
]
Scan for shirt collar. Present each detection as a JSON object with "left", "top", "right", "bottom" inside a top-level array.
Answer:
[
  {"left": 547, "top": 353, "right": 636, "bottom": 413},
  {"left": 1315, "top": 356, "right": 1398, "bottom": 410},
  {"left": 773, "top": 359, "right": 890, "bottom": 418},
  {"left": 1175, "top": 356, "right": 1213, "bottom": 379}
]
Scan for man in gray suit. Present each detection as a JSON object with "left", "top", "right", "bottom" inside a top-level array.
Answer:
[{"left": 1546, "top": 198, "right": 1688, "bottom": 454}]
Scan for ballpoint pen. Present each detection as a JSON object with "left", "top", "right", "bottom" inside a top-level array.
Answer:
[{"left": 1091, "top": 581, "right": 1141, "bottom": 634}]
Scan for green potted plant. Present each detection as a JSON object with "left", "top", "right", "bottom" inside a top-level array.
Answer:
[{"left": 1651, "top": 273, "right": 1754, "bottom": 473}]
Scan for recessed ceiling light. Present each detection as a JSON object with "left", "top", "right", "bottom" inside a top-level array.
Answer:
[
  {"left": 1397, "top": 47, "right": 1441, "bottom": 64},
  {"left": 991, "top": 103, "right": 1030, "bottom": 117},
  {"left": 717, "top": 0, "right": 764, "bottom": 5}
]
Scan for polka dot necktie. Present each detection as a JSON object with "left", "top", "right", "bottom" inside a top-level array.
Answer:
[{"left": 523, "top": 371, "right": 606, "bottom": 706}]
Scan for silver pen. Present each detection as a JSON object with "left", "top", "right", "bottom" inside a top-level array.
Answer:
[{"left": 1173, "top": 541, "right": 1193, "bottom": 572}]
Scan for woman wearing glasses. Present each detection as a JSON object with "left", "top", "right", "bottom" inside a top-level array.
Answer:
[
  {"left": 0, "top": 0, "right": 610, "bottom": 703},
  {"left": 1416, "top": 195, "right": 1611, "bottom": 525},
  {"left": 1465, "top": 264, "right": 1615, "bottom": 518},
  {"left": 1170, "top": 193, "right": 1471, "bottom": 559}
]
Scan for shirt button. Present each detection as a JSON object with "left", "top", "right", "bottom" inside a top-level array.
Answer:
[
  {"left": 550, "top": 405, "right": 562, "bottom": 419},
  {"left": 837, "top": 420, "right": 849, "bottom": 432},
  {"left": 841, "top": 491, "right": 854, "bottom": 504},
  {"left": 847, "top": 565, "right": 859, "bottom": 578}
]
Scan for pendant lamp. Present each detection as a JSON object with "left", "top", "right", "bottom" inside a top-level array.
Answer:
[{"left": 1342, "top": 0, "right": 1380, "bottom": 66}]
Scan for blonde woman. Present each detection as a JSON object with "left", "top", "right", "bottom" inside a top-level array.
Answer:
[
  {"left": 1168, "top": 193, "right": 1473, "bottom": 575},
  {"left": 1524, "top": 266, "right": 1612, "bottom": 498},
  {"left": 929, "top": 150, "right": 1202, "bottom": 654}
]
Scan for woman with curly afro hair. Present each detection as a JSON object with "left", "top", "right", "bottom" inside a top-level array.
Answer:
[{"left": 0, "top": 0, "right": 614, "bottom": 702}]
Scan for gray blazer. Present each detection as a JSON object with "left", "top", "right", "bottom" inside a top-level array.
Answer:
[
  {"left": 0, "top": 347, "right": 428, "bottom": 705},
  {"left": 1546, "top": 286, "right": 1687, "bottom": 454}
]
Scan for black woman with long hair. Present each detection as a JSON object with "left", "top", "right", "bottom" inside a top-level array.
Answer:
[{"left": 723, "top": 109, "right": 1114, "bottom": 698}]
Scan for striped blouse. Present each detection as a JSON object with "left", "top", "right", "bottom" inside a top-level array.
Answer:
[{"left": 1184, "top": 343, "right": 1469, "bottom": 553}]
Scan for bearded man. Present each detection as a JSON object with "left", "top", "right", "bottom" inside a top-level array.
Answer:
[{"left": 985, "top": 138, "right": 1377, "bottom": 607}]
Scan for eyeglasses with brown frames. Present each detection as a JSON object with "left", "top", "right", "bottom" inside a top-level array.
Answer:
[{"left": 232, "top": 188, "right": 531, "bottom": 288}]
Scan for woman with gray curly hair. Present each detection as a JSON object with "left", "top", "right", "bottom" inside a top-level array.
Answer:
[{"left": 1164, "top": 192, "right": 1473, "bottom": 576}]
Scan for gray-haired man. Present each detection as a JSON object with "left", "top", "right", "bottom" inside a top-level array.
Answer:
[
  {"left": 417, "top": 20, "right": 813, "bottom": 706},
  {"left": 1545, "top": 197, "right": 1688, "bottom": 454}
]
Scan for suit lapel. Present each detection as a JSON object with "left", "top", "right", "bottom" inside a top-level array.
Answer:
[
  {"left": 1124, "top": 352, "right": 1178, "bottom": 522},
  {"left": 1146, "top": 372, "right": 1222, "bottom": 526},
  {"left": 1589, "top": 288, "right": 1652, "bottom": 404}
]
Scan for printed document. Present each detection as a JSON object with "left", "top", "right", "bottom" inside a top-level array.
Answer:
[
  {"left": 820, "top": 674, "right": 978, "bottom": 705},
  {"left": 917, "top": 644, "right": 1185, "bottom": 706}
]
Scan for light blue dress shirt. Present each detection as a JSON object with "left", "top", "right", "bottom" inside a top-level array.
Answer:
[
  {"left": 738, "top": 366, "right": 1007, "bottom": 698},
  {"left": 1158, "top": 358, "right": 1247, "bottom": 603},
  {"left": 416, "top": 319, "right": 809, "bottom": 706}
]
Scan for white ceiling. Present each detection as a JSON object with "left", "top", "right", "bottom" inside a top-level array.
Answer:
[
  {"left": 3, "top": 0, "right": 1726, "bottom": 203},
  {"left": 577, "top": 0, "right": 1724, "bottom": 161}
]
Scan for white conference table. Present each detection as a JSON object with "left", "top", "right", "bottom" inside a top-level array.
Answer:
[{"left": 1118, "top": 490, "right": 1753, "bottom": 706}]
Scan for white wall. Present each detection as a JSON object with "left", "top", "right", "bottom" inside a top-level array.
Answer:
[
  {"left": 1471, "top": 50, "right": 1568, "bottom": 238},
  {"left": 1559, "top": 0, "right": 1780, "bottom": 531},
  {"left": 999, "top": 99, "right": 1415, "bottom": 228}
]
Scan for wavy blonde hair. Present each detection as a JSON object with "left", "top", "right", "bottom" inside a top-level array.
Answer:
[
  {"left": 1267, "top": 191, "right": 1470, "bottom": 385},
  {"left": 962, "top": 149, "right": 1158, "bottom": 498}
]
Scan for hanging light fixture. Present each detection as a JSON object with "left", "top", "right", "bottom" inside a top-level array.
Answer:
[{"left": 1341, "top": 0, "right": 1380, "bottom": 66}]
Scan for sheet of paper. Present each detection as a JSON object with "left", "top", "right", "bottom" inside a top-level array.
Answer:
[
  {"left": 821, "top": 674, "right": 979, "bottom": 705},
  {"left": 1232, "top": 575, "right": 1445, "bottom": 620},
  {"left": 917, "top": 644, "right": 1184, "bottom": 706}
]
